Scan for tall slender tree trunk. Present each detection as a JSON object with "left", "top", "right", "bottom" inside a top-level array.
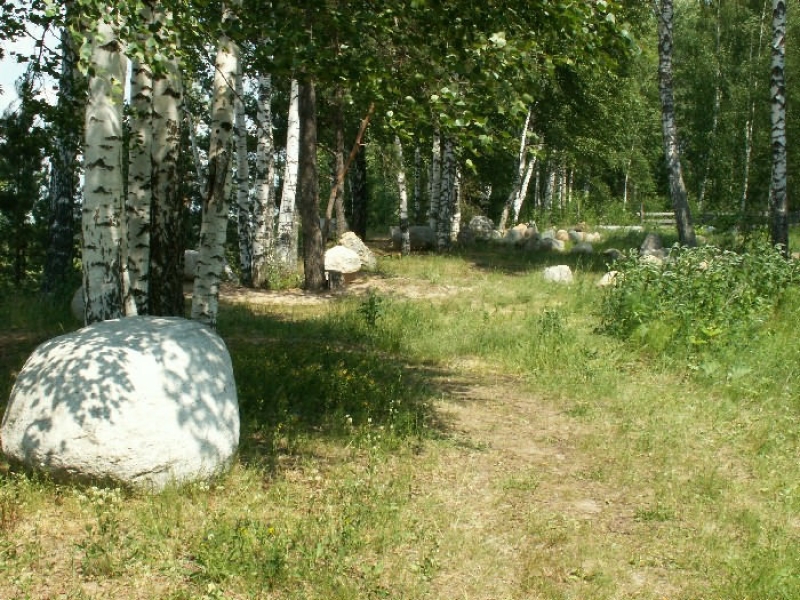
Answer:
[
  {"left": 394, "top": 136, "right": 411, "bottom": 255},
  {"left": 251, "top": 73, "right": 276, "bottom": 288},
  {"left": 499, "top": 106, "right": 533, "bottom": 231},
  {"left": 126, "top": 11, "right": 154, "bottom": 315},
  {"left": 297, "top": 78, "right": 325, "bottom": 291},
  {"left": 81, "top": 11, "right": 129, "bottom": 324},
  {"left": 234, "top": 61, "right": 252, "bottom": 285},
  {"left": 149, "top": 6, "right": 184, "bottom": 316},
  {"left": 514, "top": 156, "right": 536, "bottom": 224},
  {"left": 437, "top": 138, "right": 456, "bottom": 250},
  {"left": 191, "top": 2, "right": 240, "bottom": 327},
  {"left": 413, "top": 146, "right": 422, "bottom": 224},
  {"left": 769, "top": 0, "right": 788, "bottom": 252},
  {"left": 42, "top": 15, "right": 83, "bottom": 296},
  {"left": 275, "top": 79, "right": 300, "bottom": 273},
  {"left": 428, "top": 131, "right": 441, "bottom": 234},
  {"left": 656, "top": 0, "right": 697, "bottom": 246}
]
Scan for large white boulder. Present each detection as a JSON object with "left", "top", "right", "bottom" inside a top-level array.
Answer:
[
  {"left": 325, "top": 245, "right": 362, "bottom": 274},
  {"left": 1, "top": 317, "right": 239, "bottom": 491},
  {"left": 339, "top": 231, "right": 377, "bottom": 271}
]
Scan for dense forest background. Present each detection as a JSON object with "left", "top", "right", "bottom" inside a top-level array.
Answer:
[{"left": 0, "top": 1, "right": 795, "bottom": 308}]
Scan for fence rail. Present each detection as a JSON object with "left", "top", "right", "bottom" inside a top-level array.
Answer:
[{"left": 639, "top": 209, "right": 800, "bottom": 228}]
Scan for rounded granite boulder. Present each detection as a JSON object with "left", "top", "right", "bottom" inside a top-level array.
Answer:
[{"left": 1, "top": 317, "right": 239, "bottom": 491}]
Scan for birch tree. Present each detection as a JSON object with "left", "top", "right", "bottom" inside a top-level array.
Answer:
[
  {"left": 768, "top": 0, "right": 788, "bottom": 253},
  {"left": 498, "top": 106, "right": 533, "bottom": 231},
  {"left": 234, "top": 61, "right": 252, "bottom": 285},
  {"left": 81, "top": 9, "right": 130, "bottom": 324},
  {"left": 251, "top": 73, "right": 277, "bottom": 288},
  {"left": 125, "top": 6, "right": 154, "bottom": 315},
  {"left": 275, "top": 78, "right": 300, "bottom": 274},
  {"left": 191, "top": 1, "right": 240, "bottom": 327},
  {"left": 655, "top": 0, "right": 697, "bottom": 247},
  {"left": 394, "top": 136, "right": 411, "bottom": 255},
  {"left": 148, "top": 5, "right": 184, "bottom": 317}
]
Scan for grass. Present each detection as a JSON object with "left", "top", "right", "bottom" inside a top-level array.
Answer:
[{"left": 1, "top": 227, "right": 800, "bottom": 598}]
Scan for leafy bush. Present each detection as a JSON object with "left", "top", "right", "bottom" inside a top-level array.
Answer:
[{"left": 599, "top": 241, "right": 798, "bottom": 353}]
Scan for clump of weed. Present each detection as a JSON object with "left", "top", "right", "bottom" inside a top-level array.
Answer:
[{"left": 599, "top": 241, "right": 798, "bottom": 355}]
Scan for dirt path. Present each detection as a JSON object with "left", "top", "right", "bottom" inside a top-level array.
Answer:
[{"left": 422, "top": 373, "right": 681, "bottom": 599}]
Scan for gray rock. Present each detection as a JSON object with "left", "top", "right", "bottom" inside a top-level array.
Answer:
[
  {"left": 1, "top": 317, "right": 239, "bottom": 490},
  {"left": 468, "top": 216, "right": 495, "bottom": 241},
  {"left": 543, "top": 265, "right": 573, "bottom": 284},
  {"left": 390, "top": 225, "right": 436, "bottom": 251},
  {"left": 568, "top": 230, "right": 585, "bottom": 243},
  {"left": 325, "top": 245, "right": 362, "bottom": 274},
  {"left": 339, "top": 231, "right": 377, "bottom": 271},
  {"left": 538, "top": 237, "right": 566, "bottom": 252},
  {"left": 640, "top": 233, "right": 664, "bottom": 258},
  {"left": 556, "top": 229, "right": 570, "bottom": 242},
  {"left": 603, "top": 248, "right": 624, "bottom": 262},
  {"left": 571, "top": 242, "right": 594, "bottom": 255}
]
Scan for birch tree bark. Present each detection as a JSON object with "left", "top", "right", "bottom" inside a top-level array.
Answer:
[
  {"left": 768, "top": 0, "right": 788, "bottom": 252},
  {"left": 148, "top": 6, "right": 184, "bottom": 317},
  {"left": 125, "top": 9, "right": 154, "bottom": 316},
  {"left": 297, "top": 78, "right": 325, "bottom": 291},
  {"left": 437, "top": 138, "right": 456, "bottom": 249},
  {"left": 498, "top": 106, "right": 532, "bottom": 231},
  {"left": 251, "top": 73, "right": 277, "bottom": 288},
  {"left": 42, "top": 15, "right": 83, "bottom": 296},
  {"left": 275, "top": 78, "right": 300, "bottom": 274},
  {"left": 655, "top": 0, "right": 697, "bottom": 246},
  {"left": 81, "top": 10, "right": 129, "bottom": 324},
  {"left": 428, "top": 131, "right": 441, "bottom": 235},
  {"left": 191, "top": 2, "right": 240, "bottom": 327},
  {"left": 234, "top": 61, "right": 253, "bottom": 285},
  {"left": 394, "top": 136, "right": 411, "bottom": 255}
]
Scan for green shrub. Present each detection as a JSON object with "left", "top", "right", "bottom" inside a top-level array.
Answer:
[{"left": 599, "top": 241, "right": 798, "bottom": 354}]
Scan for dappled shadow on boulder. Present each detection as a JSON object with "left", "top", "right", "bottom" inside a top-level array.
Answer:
[{"left": 1, "top": 317, "right": 239, "bottom": 490}]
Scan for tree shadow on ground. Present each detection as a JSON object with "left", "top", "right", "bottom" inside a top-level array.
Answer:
[{"left": 218, "top": 300, "right": 456, "bottom": 474}]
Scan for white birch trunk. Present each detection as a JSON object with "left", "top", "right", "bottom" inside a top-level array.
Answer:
[
  {"left": 234, "top": 62, "right": 252, "bottom": 285},
  {"left": 544, "top": 166, "right": 556, "bottom": 210},
  {"left": 450, "top": 166, "right": 462, "bottom": 242},
  {"left": 81, "top": 12, "right": 129, "bottom": 324},
  {"left": 126, "top": 30, "right": 153, "bottom": 316},
  {"left": 768, "top": 0, "right": 788, "bottom": 251},
  {"left": 191, "top": 4, "right": 240, "bottom": 327},
  {"left": 413, "top": 146, "right": 422, "bottom": 224},
  {"left": 514, "top": 156, "right": 536, "bottom": 224},
  {"left": 437, "top": 138, "right": 455, "bottom": 249},
  {"left": 498, "top": 106, "right": 532, "bottom": 231},
  {"left": 656, "top": 0, "right": 697, "bottom": 246},
  {"left": 394, "top": 136, "right": 411, "bottom": 255},
  {"left": 428, "top": 131, "right": 441, "bottom": 233},
  {"left": 252, "top": 73, "right": 276, "bottom": 288},
  {"left": 275, "top": 78, "right": 300, "bottom": 273},
  {"left": 149, "top": 8, "right": 184, "bottom": 316}
]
